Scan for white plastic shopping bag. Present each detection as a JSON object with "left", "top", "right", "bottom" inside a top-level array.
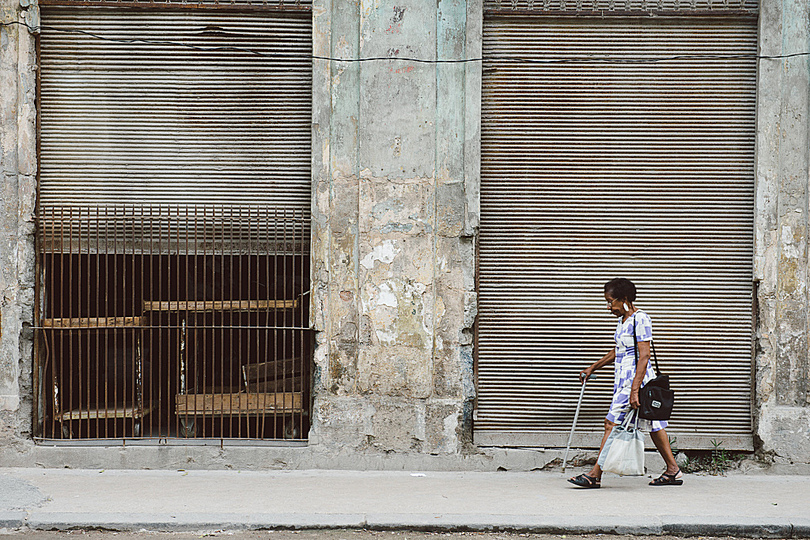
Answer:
[{"left": 597, "top": 409, "right": 645, "bottom": 476}]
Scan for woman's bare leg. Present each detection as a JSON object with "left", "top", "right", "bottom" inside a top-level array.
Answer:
[
  {"left": 650, "top": 428, "right": 679, "bottom": 474},
  {"left": 585, "top": 418, "right": 615, "bottom": 479}
]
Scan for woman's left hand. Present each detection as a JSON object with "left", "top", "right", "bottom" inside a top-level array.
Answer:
[{"left": 630, "top": 389, "right": 640, "bottom": 409}]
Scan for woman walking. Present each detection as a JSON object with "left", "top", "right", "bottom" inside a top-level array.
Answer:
[{"left": 568, "top": 278, "right": 682, "bottom": 488}]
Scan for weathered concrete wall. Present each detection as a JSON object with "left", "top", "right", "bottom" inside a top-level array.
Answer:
[
  {"left": 309, "top": 0, "right": 481, "bottom": 456},
  {"left": 754, "top": 0, "right": 810, "bottom": 465},
  {"left": 0, "top": 0, "right": 37, "bottom": 448}
]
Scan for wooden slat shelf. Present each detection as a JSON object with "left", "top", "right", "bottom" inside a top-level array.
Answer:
[
  {"left": 59, "top": 402, "right": 154, "bottom": 421},
  {"left": 175, "top": 392, "right": 303, "bottom": 416},
  {"left": 42, "top": 316, "right": 145, "bottom": 328},
  {"left": 143, "top": 299, "right": 298, "bottom": 312}
]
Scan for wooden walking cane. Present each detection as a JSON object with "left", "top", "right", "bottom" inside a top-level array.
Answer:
[{"left": 562, "top": 374, "right": 594, "bottom": 473}]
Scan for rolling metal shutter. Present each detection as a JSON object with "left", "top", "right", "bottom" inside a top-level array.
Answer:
[
  {"left": 477, "top": 17, "right": 757, "bottom": 450},
  {"left": 38, "top": 7, "right": 312, "bottom": 211}
]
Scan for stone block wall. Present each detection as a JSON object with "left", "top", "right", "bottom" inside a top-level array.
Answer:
[
  {"left": 309, "top": 0, "right": 480, "bottom": 456},
  {"left": 0, "top": 0, "right": 37, "bottom": 445},
  {"left": 754, "top": 0, "right": 810, "bottom": 466}
]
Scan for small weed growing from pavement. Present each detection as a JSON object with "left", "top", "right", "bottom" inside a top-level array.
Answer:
[{"left": 679, "top": 439, "right": 748, "bottom": 475}]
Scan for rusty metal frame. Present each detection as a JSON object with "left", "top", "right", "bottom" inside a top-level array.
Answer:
[
  {"left": 38, "top": 0, "right": 311, "bottom": 12},
  {"left": 484, "top": 8, "right": 757, "bottom": 16},
  {"left": 482, "top": 0, "right": 758, "bottom": 16},
  {"left": 33, "top": 206, "right": 313, "bottom": 443}
]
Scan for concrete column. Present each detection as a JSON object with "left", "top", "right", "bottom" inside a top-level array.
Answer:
[
  {"left": 311, "top": 0, "right": 480, "bottom": 455},
  {"left": 754, "top": 0, "right": 810, "bottom": 465},
  {"left": 0, "top": 0, "right": 37, "bottom": 439}
]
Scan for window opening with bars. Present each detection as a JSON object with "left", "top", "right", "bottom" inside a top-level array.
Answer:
[{"left": 34, "top": 206, "right": 312, "bottom": 442}]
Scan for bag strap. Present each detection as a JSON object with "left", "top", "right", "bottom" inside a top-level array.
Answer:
[
  {"left": 632, "top": 312, "right": 661, "bottom": 376},
  {"left": 621, "top": 407, "right": 639, "bottom": 430}
]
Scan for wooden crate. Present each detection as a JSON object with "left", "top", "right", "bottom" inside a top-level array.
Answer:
[
  {"left": 175, "top": 392, "right": 303, "bottom": 416},
  {"left": 244, "top": 375, "right": 303, "bottom": 393},
  {"left": 242, "top": 358, "right": 302, "bottom": 383},
  {"left": 60, "top": 402, "right": 153, "bottom": 421}
]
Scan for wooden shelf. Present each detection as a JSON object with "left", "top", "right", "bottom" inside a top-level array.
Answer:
[
  {"left": 42, "top": 316, "right": 145, "bottom": 328},
  {"left": 143, "top": 299, "right": 298, "bottom": 312},
  {"left": 59, "top": 402, "right": 153, "bottom": 421},
  {"left": 175, "top": 392, "right": 303, "bottom": 416}
]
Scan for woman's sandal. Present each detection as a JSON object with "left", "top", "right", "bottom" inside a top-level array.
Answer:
[
  {"left": 649, "top": 469, "right": 684, "bottom": 486},
  {"left": 568, "top": 473, "right": 601, "bottom": 489}
]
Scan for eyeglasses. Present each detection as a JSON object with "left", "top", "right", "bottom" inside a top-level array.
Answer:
[{"left": 606, "top": 298, "right": 618, "bottom": 308}]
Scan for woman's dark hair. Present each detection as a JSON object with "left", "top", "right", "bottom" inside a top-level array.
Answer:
[{"left": 604, "top": 278, "right": 637, "bottom": 302}]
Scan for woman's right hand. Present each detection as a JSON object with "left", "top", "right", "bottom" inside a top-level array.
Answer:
[{"left": 579, "top": 367, "right": 594, "bottom": 384}]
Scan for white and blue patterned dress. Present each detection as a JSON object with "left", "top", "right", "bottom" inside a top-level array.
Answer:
[{"left": 607, "top": 311, "right": 668, "bottom": 432}]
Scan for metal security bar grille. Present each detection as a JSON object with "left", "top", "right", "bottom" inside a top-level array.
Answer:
[
  {"left": 34, "top": 206, "right": 311, "bottom": 441},
  {"left": 38, "top": 8, "right": 312, "bottom": 210},
  {"left": 477, "top": 18, "right": 756, "bottom": 450},
  {"left": 483, "top": 0, "right": 757, "bottom": 14}
]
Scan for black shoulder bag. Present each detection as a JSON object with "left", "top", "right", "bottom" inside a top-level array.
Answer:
[{"left": 633, "top": 316, "right": 674, "bottom": 421}]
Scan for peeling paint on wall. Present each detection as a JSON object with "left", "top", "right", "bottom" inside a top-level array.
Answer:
[{"left": 360, "top": 239, "right": 399, "bottom": 269}]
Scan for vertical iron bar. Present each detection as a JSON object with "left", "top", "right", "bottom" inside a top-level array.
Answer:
[
  {"left": 67, "top": 207, "right": 74, "bottom": 439},
  {"left": 177, "top": 206, "right": 184, "bottom": 436},
  {"left": 153, "top": 206, "right": 163, "bottom": 438},
  {"left": 261, "top": 207, "right": 271, "bottom": 438},
  {"left": 219, "top": 205, "right": 226, "bottom": 437},
  {"left": 94, "top": 206, "right": 101, "bottom": 438},
  {"left": 172, "top": 206, "right": 179, "bottom": 438},
  {"left": 76, "top": 207, "right": 84, "bottom": 439},
  {"left": 102, "top": 207, "right": 108, "bottom": 438},
  {"left": 113, "top": 206, "right": 120, "bottom": 438},
  {"left": 185, "top": 205, "right": 192, "bottom": 439},
  {"left": 131, "top": 205, "right": 138, "bottom": 437},
  {"left": 90, "top": 208, "right": 97, "bottom": 437},
  {"left": 294, "top": 208, "right": 299, "bottom": 437},
  {"left": 175, "top": 206, "right": 183, "bottom": 438},
  {"left": 242, "top": 206, "right": 249, "bottom": 437},
  {"left": 84, "top": 207, "right": 91, "bottom": 438},
  {"left": 281, "top": 208, "right": 288, "bottom": 438},
  {"left": 228, "top": 206, "right": 235, "bottom": 438},
  {"left": 193, "top": 205, "right": 201, "bottom": 438},
  {"left": 153, "top": 206, "right": 161, "bottom": 438},
  {"left": 299, "top": 208, "right": 305, "bottom": 438},
  {"left": 237, "top": 206, "right": 244, "bottom": 439},
  {"left": 146, "top": 207, "right": 154, "bottom": 437},
  {"left": 251, "top": 206, "right": 259, "bottom": 438},
  {"left": 200, "top": 206, "right": 205, "bottom": 438},
  {"left": 49, "top": 207, "right": 58, "bottom": 438},
  {"left": 32, "top": 206, "right": 41, "bottom": 438},
  {"left": 55, "top": 207, "right": 62, "bottom": 439},
  {"left": 50, "top": 208, "right": 57, "bottom": 438},
  {"left": 140, "top": 206, "right": 148, "bottom": 437},
  {"left": 273, "top": 208, "right": 279, "bottom": 436}
]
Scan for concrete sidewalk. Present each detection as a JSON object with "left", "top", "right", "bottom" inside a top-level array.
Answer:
[{"left": 1, "top": 467, "right": 809, "bottom": 537}]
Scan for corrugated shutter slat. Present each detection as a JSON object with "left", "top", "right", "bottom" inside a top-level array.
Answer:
[
  {"left": 477, "top": 18, "right": 756, "bottom": 450},
  {"left": 39, "top": 8, "right": 312, "bottom": 210}
]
